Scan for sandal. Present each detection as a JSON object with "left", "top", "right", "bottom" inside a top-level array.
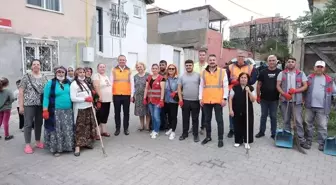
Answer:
[
  {"left": 101, "top": 132, "right": 111, "bottom": 137},
  {"left": 95, "top": 135, "right": 100, "bottom": 140}
]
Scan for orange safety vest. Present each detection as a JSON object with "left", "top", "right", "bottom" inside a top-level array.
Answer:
[
  {"left": 202, "top": 68, "right": 225, "bottom": 104},
  {"left": 147, "top": 75, "right": 163, "bottom": 105},
  {"left": 112, "top": 66, "right": 131, "bottom": 95},
  {"left": 228, "top": 64, "right": 253, "bottom": 90}
]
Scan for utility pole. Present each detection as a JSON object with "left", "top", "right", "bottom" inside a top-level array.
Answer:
[{"left": 118, "top": 0, "right": 122, "bottom": 55}]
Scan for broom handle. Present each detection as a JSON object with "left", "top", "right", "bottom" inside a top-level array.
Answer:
[
  {"left": 92, "top": 106, "right": 105, "bottom": 147},
  {"left": 246, "top": 89, "right": 249, "bottom": 145}
]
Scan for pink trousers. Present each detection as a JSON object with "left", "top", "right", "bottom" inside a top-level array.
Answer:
[{"left": 0, "top": 110, "right": 11, "bottom": 137}]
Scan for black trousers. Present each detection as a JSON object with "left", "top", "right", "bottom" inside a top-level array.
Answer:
[
  {"left": 200, "top": 107, "right": 206, "bottom": 129},
  {"left": 160, "top": 104, "right": 168, "bottom": 130},
  {"left": 233, "top": 112, "right": 254, "bottom": 144},
  {"left": 182, "top": 100, "right": 200, "bottom": 136},
  {"left": 203, "top": 104, "right": 224, "bottom": 140},
  {"left": 113, "top": 95, "right": 130, "bottom": 130},
  {"left": 166, "top": 103, "right": 178, "bottom": 131}
]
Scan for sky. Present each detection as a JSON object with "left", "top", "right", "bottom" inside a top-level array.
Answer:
[{"left": 147, "top": 0, "right": 310, "bottom": 39}]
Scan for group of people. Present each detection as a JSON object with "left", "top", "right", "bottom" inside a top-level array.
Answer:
[{"left": 0, "top": 49, "right": 334, "bottom": 157}]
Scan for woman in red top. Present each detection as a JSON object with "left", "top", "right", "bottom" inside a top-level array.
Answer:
[{"left": 143, "top": 64, "right": 165, "bottom": 139}]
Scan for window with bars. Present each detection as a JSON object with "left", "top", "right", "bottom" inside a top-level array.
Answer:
[
  {"left": 110, "top": 3, "right": 129, "bottom": 37},
  {"left": 27, "top": 0, "right": 61, "bottom": 12},
  {"left": 22, "top": 38, "right": 59, "bottom": 73}
]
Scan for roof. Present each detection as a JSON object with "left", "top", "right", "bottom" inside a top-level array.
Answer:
[
  {"left": 146, "top": 7, "right": 171, "bottom": 14},
  {"left": 230, "top": 17, "right": 291, "bottom": 28},
  {"left": 159, "top": 5, "right": 228, "bottom": 21}
]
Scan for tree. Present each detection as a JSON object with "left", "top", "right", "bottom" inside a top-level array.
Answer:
[
  {"left": 222, "top": 40, "right": 236, "bottom": 48},
  {"left": 295, "top": 0, "right": 336, "bottom": 36},
  {"left": 259, "top": 38, "right": 289, "bottom": 61}
]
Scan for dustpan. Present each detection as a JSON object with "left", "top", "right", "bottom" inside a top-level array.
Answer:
[
  {"left": 324, "top": 136, "right": 336, "bottom": 156},
  {"left": 275, "top": 129, "right": 294, "bottom": 148},
  {"left": 275, "top": 101, "right": 294, "bottom": 148}
]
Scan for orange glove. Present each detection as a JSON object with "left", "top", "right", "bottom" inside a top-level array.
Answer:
[
  {"left": 178, "top": 100, "right": 184, "bottom": 107},
  {"left": 170, "top": 92, "right": 177, "bottom": 98},
  {"left": 283, "top": 93, "right": 292, "bottom": 101},
  {"left": 231, "top": 80, "right": 239, "bottom": 85},
  {"left": 42, "top": 110, "right": 49, "bottom": 120},
  {"left": 159, "top": 100, "right": 164, "bottom": 108},
  {"left": 143, "top": 99, "right": 147, "bottom": 105},
  {"left": 257, "top": 96, "right": 261, "bottom": 104},
  {"left": 85, "top": 96, "right": 93, "bottom": 102},
  {"left": 288, "top": 88, "right": 297, "bottom": 94},
  {"left": 96, "top": 101, "right": 102, "bottom": 109}
]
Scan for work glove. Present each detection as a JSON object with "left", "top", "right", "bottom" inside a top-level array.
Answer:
[
  {"left": 85, "top": 96, "right": 93, "bottom": 102},
  {"left": 159, "top": 100, "right": 164, "bottom": 108},
  {"left": 231, "top": 80, "right": 239, "bottom": 86},
  {"left": 178, "top": 100, "right": 184, "bottom": 107},
  {"left": 42, "top": 110, "right": 49, "bottom": 120},
  {"left": 257, "top": 96, "right": 261, "bottom": 104},
  {"left": 283, "top": 93, "right": 292, "bottom": 101},
  {"left": 143, "top": 98, "right": 147, "bottom": 105},
  {"left": 288, "top": 88, "right": 297, "bottom": 94},
  {"left": 170, "top": 92, "right": 177, "bottom": 98}
]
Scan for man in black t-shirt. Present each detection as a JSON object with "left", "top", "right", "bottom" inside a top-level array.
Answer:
[{"left": 255, "top": 55, "right": 281, "bottom": 139}]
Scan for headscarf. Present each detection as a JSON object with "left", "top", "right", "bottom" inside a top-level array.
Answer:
[{"left": 54, "top": 66, "right": 70, "bottom": 84}]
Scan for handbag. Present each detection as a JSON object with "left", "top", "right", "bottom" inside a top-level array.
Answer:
[
  {"left": 27, "top": 74, "right": 44, "bottom": 105},
  {"left": 167, "top": 78, "right": 179, "bottom": 102}
]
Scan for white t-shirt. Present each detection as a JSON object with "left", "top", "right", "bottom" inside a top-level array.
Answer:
[
  {"left": 92, "top": 73, "right": 112, "bottom": 102},
  {"left": 13, "top": 89, "right": 19, "bottom": 108}
]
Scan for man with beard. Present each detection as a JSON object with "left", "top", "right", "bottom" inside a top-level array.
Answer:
[
  {"left": 177, "top": 60, "right": 201, "bottom": 142},
  {"left": 199, "top": 54, "right": 228, "bottom": 148},
  {"left": 304, "top": 61, "right": 336, "bottom": 151},
  {"left": 276, "top": 57, "right": 309, "bottom": 149},
  {"left": 159, "top": 60, "right": 168, "bottom": 131}
]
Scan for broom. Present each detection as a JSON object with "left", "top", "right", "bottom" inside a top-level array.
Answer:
[{"left": 92, "top": 106, "right": 108, "bottom": 157}]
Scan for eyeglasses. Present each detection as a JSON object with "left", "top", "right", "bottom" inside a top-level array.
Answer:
[{"left": 168, "top": 68, "right": 175, "bottom": 70}]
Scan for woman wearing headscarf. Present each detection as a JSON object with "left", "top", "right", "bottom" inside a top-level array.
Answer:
[
  {"left": 43, "top": 66, "right": 74, "bottom": 157},
  {"left": 67, "top": 67, "right": 75, "bottom": 81},
  {"left": 71, "top": 67, "right": 96, "bottom": 157}
]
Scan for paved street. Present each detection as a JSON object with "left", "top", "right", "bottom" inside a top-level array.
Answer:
[{"left": 0, "top": 104, "right": 335, "bottom": 185}]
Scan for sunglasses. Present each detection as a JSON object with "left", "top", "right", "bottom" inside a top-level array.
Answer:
[{"left": 168, "top": 68, "right": 176, "bottom": 70}]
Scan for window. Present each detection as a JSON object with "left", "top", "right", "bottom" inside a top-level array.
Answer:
[
  {"left": 96, "top": 7, "right": 103, "bottom": 52},
  {"left": 22, "top": 38, "right": 59, "bottom": 73},
  {"left": 27, "top": 0, "right": 61, "bottom": 12},
  {"left": 110, "top": 3, "right": 129, "bottom": 37},
  {"left": 133, "top": 5, "right": 141, "bottom": 18}
]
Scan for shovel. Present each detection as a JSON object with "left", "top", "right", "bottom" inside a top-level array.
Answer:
[
  {"left": 324, "top": 136, "right": 336, "bottom": 156},
  {"left": 275, "top": 101, "right": 294, "bottom": 148}
]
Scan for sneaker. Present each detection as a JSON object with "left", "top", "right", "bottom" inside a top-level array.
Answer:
[
  {"left": 169, "top": 132, "right": 175, "bottom": 140},
  {"left": 227, "top": 130, "right": 234, "bottom": 138},
  {"left": 36, "top": 142, "right": 44, "bottom": 149},
  {"left": 244, "top": 143, "right": 251, "bottom": 149},
  {"left": 150, "top": 131, "right": 154, "bottom": 136},
  {"left": 300, "top": 142, "right": 311, "bottom": 149},
  {"left": 234, "top": 143, "right": 240, "bottom": 147},
  {"left": 318, "top": 144, "right": 324, "bottom": 151},
  {"left": 151, "top": 132, "right": 158, "bottom": 139},
  {"left": 24, "top": 145, "right": 33, "bottom": 154},
  {"left": 165, "top": 129, "right": 172, "bottom": 136},
  {"left": 4, "top": 135, "right": 14, "bottom": 141},
  {"left": 255, "top": 132, "right": 265, "bottom": 138}
]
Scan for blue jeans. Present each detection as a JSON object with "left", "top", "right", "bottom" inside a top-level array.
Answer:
[
  {"left": 259, "top": 99, "right": 278, "bottom": 136},
  {"left": 148, "top": 103, "right": 161, "bottom": 132}
]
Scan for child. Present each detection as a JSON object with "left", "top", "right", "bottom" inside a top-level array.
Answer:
[{"left": 0, "top": 77, "right": 15, "bottom": 140}]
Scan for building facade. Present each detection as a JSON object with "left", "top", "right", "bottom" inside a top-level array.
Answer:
[
  {"left": 147, "top": 5, "right": 228, "bottom": 66},
  {"left": 229, "top": 16, "right": 295, "bottom": 53},
  {"left": 308, "top": 0, "right": 329, "bottom": 12},
  {"left": 0, "top": 0, "right": 152, "bottom": 88}
]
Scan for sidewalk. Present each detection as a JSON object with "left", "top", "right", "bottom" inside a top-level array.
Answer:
[{"left": 0, "top": 104, "right": 335, "bottom": 185}]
